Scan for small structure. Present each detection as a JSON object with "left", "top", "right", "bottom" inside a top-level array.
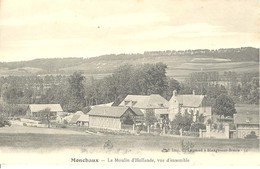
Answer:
[
  {"left": 234, "top": 113, "right": 259, "bottom": 139},
  {"left": 234, "top": 104, "right": 259, "bottom": 139},
  {"left": 26, "top": 104, "right": 63, "bottom": 118},
  {"left": 88, "top": 106, "right": 144, "bottom": 130},
  {"left": 56, "top": 112, "right": 68, "bottom": 123},
  {"left": 69, "top": 111, "right": 84, "bottom": 125},
  {"left": 77, "top": 114, "right": 89, "bottom": 126},
  {"left": 168, "top": 90, "right": 211, "bottom": 121}
]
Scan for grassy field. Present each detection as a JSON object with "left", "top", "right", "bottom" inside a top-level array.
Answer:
[{"left": 0, "top": 130, "right": 258, "bottom": 153}]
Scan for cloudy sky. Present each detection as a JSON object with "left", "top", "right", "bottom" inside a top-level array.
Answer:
[{"left": 0, "top": 0, "right": 259, "bottom": 62}]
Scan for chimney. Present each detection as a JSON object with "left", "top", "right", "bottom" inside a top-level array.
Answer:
[
  {"left": 192, "top": 90, "right": 195, "bottom": 95},
  {"left": 129, "top": 100, "right": 133, "bottom": 108},
  {"left": 173, "top": 90, "right": 177, "bottom": 97}
]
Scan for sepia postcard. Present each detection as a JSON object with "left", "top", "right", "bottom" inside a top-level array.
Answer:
[{"left": 0, "top": 0, "right": 259, "bottom": 167}]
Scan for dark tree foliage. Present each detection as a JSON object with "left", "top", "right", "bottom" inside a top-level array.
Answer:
[
  {"left": 85, "top": 63, "right": 170, "bottom": 105},
  {"left": 212, "top": 94, "right": 237, "bottom": 118},
  {"left": 170, "top": 112, "right": 193, "bottom": 131},
  {"left": 66, "top": 71, "right": 86, "bottom": 112}
]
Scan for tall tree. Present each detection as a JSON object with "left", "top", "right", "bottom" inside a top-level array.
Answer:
[
  {"left": 67, "top": 72, "right": 86, "bottom": 112},
  {"left": 212, "top": 94, "right": 237, "bottom": 118}
]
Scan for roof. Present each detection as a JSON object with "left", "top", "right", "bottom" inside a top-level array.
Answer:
[
  {"left": 28, "top": 104, "right": 63, "bottom": 112},
  {"left": 119, "top": 94, "right": 169, "bottom": 109},
  {"left": 90, "top": 102, "right": 114, "bottom": 109},
  {"left": 77, "top": 114, "right": 89, "bottom": 122},
  {"left": 69, "top": 114, "right": 81, "bottom": 124},
  {"left": 234, "top": 113, "right": 259, "bottom": 124},
  {"left": 74, "top": 111, "right": 84, "bottom": 115},
  {"left": 131, "top": 108, "right": 144, "bottom": 116},
  {"left": 170, "top": 95, "right": 205, "bottom": 107},
  {"left": 88, "top": 106, "right": 136, "bottom": 118},
  {"left": 235, "top": 104, "right": 259, "bottom": 115}
]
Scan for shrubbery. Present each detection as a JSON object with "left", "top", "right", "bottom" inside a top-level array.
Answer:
[
  {"left": 245, "top": 131, "right": 258, "bottom": 139},
  {"left": 190, "top": 123, "right": 206, "bottom": 132}
]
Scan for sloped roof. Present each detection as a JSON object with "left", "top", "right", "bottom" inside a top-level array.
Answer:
[
  {"left": 88, "top": 106, "right": 134, "bottom": 118},
  {"left": 28, "top": 104, "right": 63, "bottom": 112},
  {"left": 170, "top": 95, "right": 205, "bottom": 108},
  {"left": 234, "top": 113, "right": 259, "bottom": 124},
  {"left": 235, "top": 104, "right": 259, "bottom": 115},
  {"left": 77, "top": 114, "right": 89, "bottom": 122},
  {"left": 90, "top": 102, "right": 114, "bottom": 109},
  {"left": 74, "top": 111, "right": 84, "bottom": 115},
  {"left": 131, "top": 108, "right": 144, "bottom": 116},
  {"left": 69, "top": 115, "right": 81, "bottom": 124},
  {"left": 119, "top": 94, "right": 169, "bottom": 109}
]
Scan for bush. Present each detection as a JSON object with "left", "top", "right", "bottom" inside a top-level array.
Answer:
[
  {"left": 245, "top": 131, "right": 258, "bottom": 139},
  {"left": 4, "top": 121, "right": 11, "bottom": 126},
  {"left": 190, "top": 123, "right": 206, "bottom": 132},
  {"left": 61, "top": 125, "right": 67, "bottom": 128},
  {"left": 23, "top": 123, "right": 27, "bottom": 126},
  {"left": 183, "top": 126, "right": 190, "bottom": 131},
  {"left": 169, "top": 129, "right": 180, "bottom": 135},
  {"left": 213, "top": 123, "right": 218, "bottom": 130},
  {"left": 217, "top": 123, "right": 223, "bottom": 131}
]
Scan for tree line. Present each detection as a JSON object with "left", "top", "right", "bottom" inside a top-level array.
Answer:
[{"left": 0, "top": 62, "right": 258, "bottom": 118}]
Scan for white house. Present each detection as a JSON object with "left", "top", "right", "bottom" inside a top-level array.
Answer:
[{"left": 168, "top": 90, "right": 211, "bottom": 121}]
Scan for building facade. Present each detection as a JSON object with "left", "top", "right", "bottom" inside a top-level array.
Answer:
[
  {"left": 26, "top": 104, "right": 63, "bottom": 118},
  {"left": 168, "top": 90, "right": 211, "bottom": 121},
  {"left": 88, "top": 106, "right": 143, "bottom": 130}
]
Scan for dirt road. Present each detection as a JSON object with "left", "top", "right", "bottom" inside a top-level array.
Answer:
[{"left": 0, "top": 124, "right": 88, "bottom": 135}]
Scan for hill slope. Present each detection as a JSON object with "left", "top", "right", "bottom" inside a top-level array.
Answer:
[{"left": 0, "top": 47, "right": 258, "bottom": 80}]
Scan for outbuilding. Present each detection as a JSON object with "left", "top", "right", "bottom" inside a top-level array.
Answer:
[
  {"left": 88, "top": 106, "right": 143, "bottom": 130},
  {"left": 234, "top": 104, "right": 259, "bottom": 139},
  {"left": 26, "top": 104, "right": 63, "bottom": 118}
]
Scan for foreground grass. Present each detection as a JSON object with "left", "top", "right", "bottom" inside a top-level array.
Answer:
[{"left": 0, "top": 133, "right": 258, "bottom": 152}]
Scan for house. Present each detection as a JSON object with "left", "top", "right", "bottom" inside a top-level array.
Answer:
[
  {"left": 119, "top": 94, "right": 169, "bottom": 120},
  {"left": 168, "top": 90, "right": 211, "bottom": 121},
  {"left": 234, "top": 104, "right": 259, "bottom": 139},
  {"left": 26, "top": 104, "right": 63, "bottom": 118},
  {"left": 88, "top": 106, "right": 144, "bottom": 130}
]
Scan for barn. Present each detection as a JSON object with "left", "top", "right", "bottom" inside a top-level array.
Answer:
[
  {"left": 26, "top": 104, "right": 63, "bottom": 118},
  {"left": 88, "top": 106, "right": 143, "bottom": 130}
]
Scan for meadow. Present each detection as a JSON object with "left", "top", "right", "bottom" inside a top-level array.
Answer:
[{"left": 0, "top": 125, "right": 258, "bottom": 153}]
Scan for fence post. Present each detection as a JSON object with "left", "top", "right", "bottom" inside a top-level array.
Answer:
[{"left": 163, "top": 126, "right": 166, "bottom": 135}]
